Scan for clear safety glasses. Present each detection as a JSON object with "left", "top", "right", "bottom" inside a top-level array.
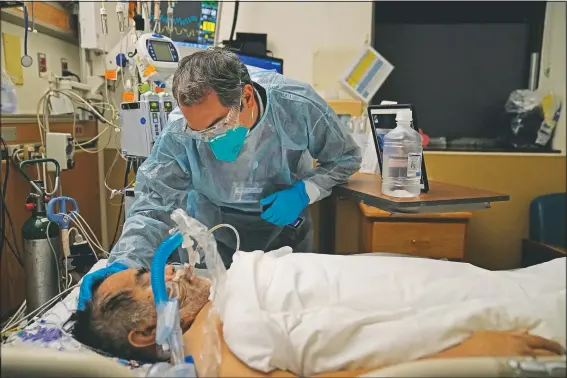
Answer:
[{"left": 184, "top": 106, "right": 240, "bottom": 142}]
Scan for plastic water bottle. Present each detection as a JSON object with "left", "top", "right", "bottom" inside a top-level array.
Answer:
[{"left": 381, "top": 109, "right": 423, "bottom": 197}]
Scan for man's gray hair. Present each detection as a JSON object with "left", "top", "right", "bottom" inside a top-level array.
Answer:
[
  {"left": 66, "top": 281, "right": 158, "bottom": 362},
  {"left": 172, "top": 47, "right": 251, "bottom": 108}
]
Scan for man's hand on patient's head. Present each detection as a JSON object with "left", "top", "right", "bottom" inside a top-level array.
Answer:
[{"left": 77, "top": 262, "right": 129, "bottom": 310}]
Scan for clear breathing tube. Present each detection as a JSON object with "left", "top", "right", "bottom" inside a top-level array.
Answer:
[{"left": 150, "top": 209, "right": 238, "bottom": 366}]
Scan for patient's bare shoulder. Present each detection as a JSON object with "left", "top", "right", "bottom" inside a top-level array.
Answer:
[
  {"left": 184, "top": 303, "right": 294, "bottom": 377},
  {"left": 183, "top": 303, "right": 370, "bottom": 378}
]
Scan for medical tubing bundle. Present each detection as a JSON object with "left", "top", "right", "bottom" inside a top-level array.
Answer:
[
  {"left": 169, "top": 209, "right": 228, "bottom": 376},
  {"left": 149, "top": 209, "right": 238, "bottom": 373}
]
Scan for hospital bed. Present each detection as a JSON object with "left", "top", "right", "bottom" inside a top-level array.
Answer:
[
  {"left": 3, "top": 345, "right": 566, "bottom": 377},
  {"left": 2, "top": 258, "right": 566, "bottom": 378}
]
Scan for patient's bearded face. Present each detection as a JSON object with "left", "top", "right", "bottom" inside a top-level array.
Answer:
[{"left": 96, "top": 265, "right": 211, "bottom": 339}]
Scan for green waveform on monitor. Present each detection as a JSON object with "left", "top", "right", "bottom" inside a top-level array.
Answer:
[{"left": 158, "top": 26, "right": 199, "bottom": 38}]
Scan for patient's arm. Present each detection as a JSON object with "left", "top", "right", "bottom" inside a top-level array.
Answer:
[
  {"left": 430, "top": 330, "right": 565, "bottom": 359},
  {"left": 184, "top": 304, "right": 565, "bottom": 378}
]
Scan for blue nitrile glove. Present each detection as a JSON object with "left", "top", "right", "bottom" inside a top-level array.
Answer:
[
  {"left": 77, "top": 262, "right": 129, "bottom": 310},
  {"left": 260, "top": 181, "right": 309, "bottom": 227}
]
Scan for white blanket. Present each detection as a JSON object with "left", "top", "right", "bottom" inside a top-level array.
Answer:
[{"left": 216, "top": 249, "right": 566, "bottom": 376}]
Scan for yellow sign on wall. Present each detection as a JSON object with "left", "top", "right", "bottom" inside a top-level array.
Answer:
[{"left": 2, "top": 32, "right": 24, "bottom": 85}]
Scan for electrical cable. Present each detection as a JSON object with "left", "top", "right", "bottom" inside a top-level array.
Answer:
[
  {"left": 35, "top": 88, "right": 119, "bottom": 153},
  {"left": 0, "top": 186, "right": 23, "bottom": 264},
  {"left": 46, "top": 222, "right": 62, "bottom": 294},
  {"left": 69, "top": 221, "right": 104, "bottom": 259},
  {"left": 30, "top": 1, "right": 35, "bottom": 32},
  {"left": 62, "top": 70, "right": 81, "bottom": 82},
  {"left": 0, "top": 136, "right": 23, "bottom": 267},
  {"left": 104, "top": 147, "right": 131, "bottom": 198},
  {"left": 35, "top": 89, "right": 117, "bottom": 157},
  {"left": 110, "top": 159, "right": 131, "bottom": 249},
  {"left": 229, "top": 1, "right": 240, "bottom": 43},
  {"left": 69, "top": 211, "right": 106, "bottom": 258},
  {"left": 2, "top": 283, "right": 80, "bottom": 334},
  {"left": 0, "top": 229, "right": 23, "bottom": 268},
  {"left": 1, "top": 301, "right": 26, "bottom": 334},
  {"left": 0, "top": 136, "right": 7, "bottom": 262}
]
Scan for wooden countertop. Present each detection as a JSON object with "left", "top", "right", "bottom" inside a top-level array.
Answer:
[
  {"left": 335, "top": 173, "right": 510, "bottom": 214},
  {"left": 359, "top": 203, "right": 473, "bottom": 219}
]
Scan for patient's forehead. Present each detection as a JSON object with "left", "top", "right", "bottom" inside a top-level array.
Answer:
[{"left": 96, "top": 269, "right": 141, "bottom": 298}]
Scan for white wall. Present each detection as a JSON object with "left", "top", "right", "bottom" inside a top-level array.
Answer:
[
  {"left": 217, "top": 1, "right": 373, "bottom": 97},
  {"left": 218, "top": 2, "right": 566, "bottom": 151},
  {"left": 0, "top": 20, "right": 81, "bottom": 115},
  {"left": 538, "top": 2, "right": 566, "bottom": 153}
]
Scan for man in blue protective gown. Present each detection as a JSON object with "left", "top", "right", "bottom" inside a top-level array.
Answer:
[{"left": 78, "top": 48, "right": 361, "bottom": 309}]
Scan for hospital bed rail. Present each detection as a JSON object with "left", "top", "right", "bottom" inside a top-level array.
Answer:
[{"left": 2, "top": 345, "right": 565, "bottom": 377}]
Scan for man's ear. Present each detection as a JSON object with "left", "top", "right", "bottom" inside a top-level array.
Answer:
[
  {"left": 243, "top": 83, "right": 255, "bottom": 108},
  {"left": 128, "top": 324, "right": 156, "bottom": 348}
]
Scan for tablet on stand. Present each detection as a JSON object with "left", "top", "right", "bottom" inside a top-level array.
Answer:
[{"left": 367, "top": 104, "right": 430, "bottom": 193}]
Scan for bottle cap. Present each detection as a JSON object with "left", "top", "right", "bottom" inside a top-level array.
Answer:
[
  {"left": 184, "top": 355, "right": 194, "bottom": 364},
  {"left": 395, "top": 109, "right": 413, "bottom": 122}
]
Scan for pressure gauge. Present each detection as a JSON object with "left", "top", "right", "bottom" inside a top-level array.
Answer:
[{"left": 21, "top": 55, "right": 33, "bottom": 68}]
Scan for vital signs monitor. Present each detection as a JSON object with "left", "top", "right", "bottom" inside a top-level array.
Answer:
[{"left": 135, "top": 34, "right": 180, "bottom": 83}]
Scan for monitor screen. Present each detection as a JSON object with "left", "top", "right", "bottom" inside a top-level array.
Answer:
[
  {"left": 236, "top": 53, "right": 283, "bottom": 75},
  {"left": 369, "top": 107, "right": 400, "bottom": 150},
  {"left": 151, "top": 1, "right": 218, "bottom": 50},
  {"left": 149, "top": 40, "right": 175, "bottom": 62}
]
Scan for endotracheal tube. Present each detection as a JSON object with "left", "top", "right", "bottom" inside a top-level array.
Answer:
[{"left": 151, "top": 231, "right": 185, "bottom": 365}]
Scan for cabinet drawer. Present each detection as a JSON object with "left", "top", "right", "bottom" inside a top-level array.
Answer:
[{"left": 371, "top": 222, "right": 466, "bottom": 259}]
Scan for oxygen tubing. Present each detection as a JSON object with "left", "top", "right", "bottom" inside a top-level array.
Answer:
[{"left": 151, "top": 231, "right": 183, "bottom": 305}]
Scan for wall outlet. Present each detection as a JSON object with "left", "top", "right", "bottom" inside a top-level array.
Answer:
[
  {"left": 6, "top": 144, "right": 23, "bottom": 159},
  {"left": 38, "top": 53, "right": 48, "bottom": 78},
  {"left": 75, "top": 124, "right": 84, "bottom": 137},
  {"left": 61, "top": 58, "right": 69, "bottom": 76},
  {"left": 30, "top": 152, "right": 43, "bottom": 160},
  {"left": 1, "top": 127, "right": 17, "bottom": 142}
]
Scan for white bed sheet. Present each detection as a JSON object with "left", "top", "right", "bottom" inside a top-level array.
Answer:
[{"left": 217, "top": 250, "right": 567, "bottom": 376}]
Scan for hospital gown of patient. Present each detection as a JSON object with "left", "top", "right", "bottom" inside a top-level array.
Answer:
[{"left": 212, "top": 249, "right": 566, "bottom": 376}]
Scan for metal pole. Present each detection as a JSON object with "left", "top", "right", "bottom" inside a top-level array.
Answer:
[{"left": 528, "top": 52, "right": 540, "bottom": 91}]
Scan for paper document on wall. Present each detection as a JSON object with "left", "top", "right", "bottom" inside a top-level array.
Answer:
[
  {"left": 49, "top": 93, "right": 75, "bottom": 115},
  {"left": 359, "top": 130, "right": 379, "bottom": 174},
  {"left": 340, "top": 45, "right": 394, "bottom": 105},
  {"left": 2, "top": 33, "right": 24, "bottom": 85},
  {"left": 359, "top": 100, "right": 398, "bottom": 174}
]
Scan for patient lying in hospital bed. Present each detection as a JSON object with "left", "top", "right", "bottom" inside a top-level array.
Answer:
[{"left": 66, "top": 250, "right": 566, "bottom": 376}]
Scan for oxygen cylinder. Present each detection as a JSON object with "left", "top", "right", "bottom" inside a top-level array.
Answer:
[{"left": 21, "top": 180, "right": 61, "bottom": 313}]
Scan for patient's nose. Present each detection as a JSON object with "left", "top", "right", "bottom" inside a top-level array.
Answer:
[{"left": 165, "top": 265, "right": 175, "bottom": 281}]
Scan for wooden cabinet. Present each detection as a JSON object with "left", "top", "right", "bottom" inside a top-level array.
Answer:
[{"left": 359, "top": 204, "right": 472, "bottom": 260}]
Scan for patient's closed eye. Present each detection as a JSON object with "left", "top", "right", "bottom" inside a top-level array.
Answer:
[
  {"left": 136, "top": 267, "right": 149, "bottom": 278},
  {"left": 135, "top": 267, "right": 150, "bottom": 286}
]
